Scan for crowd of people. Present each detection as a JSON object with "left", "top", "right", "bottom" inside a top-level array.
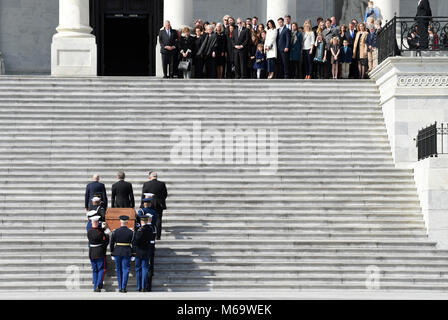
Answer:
[
  {"left": 159, "top": 0, "right": 438, "bottom": 80},
  {"left": 85, "top": 171, "right": 168, "bottom": 293},
  {"left": 159, "top": 2, "right": 387, "bottom": 80}
]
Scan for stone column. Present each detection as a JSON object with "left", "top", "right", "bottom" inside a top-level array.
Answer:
[
  {"left": 374, "top": 0, "right": 400, "bottom": 23},
  {"left": 164, "top": 0, "right": 194, "bottom": 29},
  {"left": 156, "top": 0, "right": 194, "bottom": 77},
  {"left": 266, "top": 0, "right": 296, "bottom": 23},
  {"left": 51, "top": 0, "right": 97, "bottom": 76}
]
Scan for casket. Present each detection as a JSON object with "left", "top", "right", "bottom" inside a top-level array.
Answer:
[{"left": 105, "top": 208, "right": 136, "bottom": 231}]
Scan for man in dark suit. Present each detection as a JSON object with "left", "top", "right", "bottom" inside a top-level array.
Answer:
[
  {"left": 276, "top": 17, "right": 292, "bottom": 79},
  {"left": 111, "top": 171, "right": 135, "bottom": 208},
  {"left": 85, "top": 174, "right": 108, "bottom": 211},
  {"left": 232, "top": 18, "right": 250, "bottom": 79},
  {"left": 159, "top": 20, "right": 179, "bottom": 78},
  {"left": 345, "top": 22, "right": 358, "bottom": 78},
  {"left": 141, "top": 171, "right": 168, "bottom": 240},
  {"left": 416, "top": 0, "right": 432, "bottom": 49}
]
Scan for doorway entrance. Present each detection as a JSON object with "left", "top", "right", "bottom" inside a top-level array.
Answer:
[
  {"left": 104, "top": 15, "right": 149, "bottom": 76},
  {"left": 90, "top": 0, "right": 164, "bottom": 76}
]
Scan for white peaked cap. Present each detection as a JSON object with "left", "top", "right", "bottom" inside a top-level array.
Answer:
[{"left": 86, "top": 210, "right": 98, "bottom": 218}]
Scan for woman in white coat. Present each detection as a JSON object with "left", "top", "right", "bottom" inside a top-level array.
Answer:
[{"left": 264, "top": 20, "right": 278, "bottom": 79}]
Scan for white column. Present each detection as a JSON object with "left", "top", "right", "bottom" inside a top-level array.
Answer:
[
  {"left": 51, "top": 0, "right": 97, "bottom": 76},
  {"left": 266, "top": 0, "right": 296, "bottom": 23},
  {"left": 164, "top": 0, "right": 194, "bottom": 29},
  {"left": 156, "top": 0, "right": 194, "bottom": 77},
  {"left": 374, "top": 0, "right": 400, "bottom": 23}
]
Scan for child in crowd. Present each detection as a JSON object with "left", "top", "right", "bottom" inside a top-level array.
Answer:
[
  {"left": 339, "top": 39, "right": 352, "bottom": 79},
  {"left": 253, "top": 43, "right": 266, "bottom": 79},
  {"left": 330, "top": 37, "right": 340, "bottom": 79},
  {"left": 313, "top": 35, "right": 327, "bottom": 79},
  {"left": 366, "top": 25, "right": 378, "bottom": 72}
]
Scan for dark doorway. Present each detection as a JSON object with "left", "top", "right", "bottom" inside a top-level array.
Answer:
[
  {"left": 90, "top": 0, "right": 164, "bottom": 76},
  {"left": 104, "top": 15, "right": 149, "bottom": 76}
]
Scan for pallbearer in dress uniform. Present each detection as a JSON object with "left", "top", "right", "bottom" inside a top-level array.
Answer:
[
  {"left": 133, "top": 214, "right": 156, "bottom": 292},
  {"left": 110, "top": 215, "right": 134, "bottom": 293},
  {"left": 87, "top": 215, "right": 109, "bottom": 292},
  {"left": 86, "top": 196, "right": 106, "bottom": 232},
  {"left": 137, "top": 195, "right": 158, "bottom": 228},
  {"left": 137, "top": 196, "right": 158, "bottom": 290}
]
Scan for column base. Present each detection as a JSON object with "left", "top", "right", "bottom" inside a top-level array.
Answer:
[
  {"left": 155, "top": 37, "right": 163, "bottom": 78},
  {"left": 51, "top": 37, "right": 97, "bottom": 76}
]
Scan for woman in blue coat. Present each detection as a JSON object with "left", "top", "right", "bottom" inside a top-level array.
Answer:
[{"left": 290, "top": 22, "right": 303, "bottom": 79}]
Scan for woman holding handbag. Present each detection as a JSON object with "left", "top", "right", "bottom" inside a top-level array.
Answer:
[{"left": 178, "top": 27, "right": 194, "bottom": 79}]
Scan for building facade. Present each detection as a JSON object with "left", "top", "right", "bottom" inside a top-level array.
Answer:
[{"left": 0, "top": 0, "right": 447, "bottom": 75}]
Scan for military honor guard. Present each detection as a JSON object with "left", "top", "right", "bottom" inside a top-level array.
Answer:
[
  {"left": 87, "top": 215, "right": 110, "bottom": 292},
  {"left": 86, "top": 196, "right": 106, "bottom": 232},
  {"left": 110, "top": 215, "right": 135, "bottom": 293},
  {"left": 137, "top": 194, "right": 158, "bottom": 227},
  {"left": 133, "top": 214, "right": 157, "bottom": 292}
]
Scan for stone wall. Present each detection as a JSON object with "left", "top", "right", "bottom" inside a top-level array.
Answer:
[{"left": 0, "top": 0, "right": 59, "bottom": 74}]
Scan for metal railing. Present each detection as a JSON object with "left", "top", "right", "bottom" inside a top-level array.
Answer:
[
  {"left": 377, "top": 16, "right": 448, "bottom": 65},
  {"left": 416, "top": 122, "right": 448, "bottom": 161}
]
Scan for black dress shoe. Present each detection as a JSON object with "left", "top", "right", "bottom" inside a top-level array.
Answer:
[{"left": 94, "top": 288, "right": 101, "bottom": 292}]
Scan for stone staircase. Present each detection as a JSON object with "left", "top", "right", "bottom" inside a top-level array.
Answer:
[{"left": 0, "top": 76, "right": 448, "bottom": 292}]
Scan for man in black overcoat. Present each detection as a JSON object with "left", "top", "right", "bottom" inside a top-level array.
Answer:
[
  {"left": 111, "top": 171, "right": 135, "bottom": 208},
  {"left": 141, "top": 171, "right": 168, "bottom": 240}
]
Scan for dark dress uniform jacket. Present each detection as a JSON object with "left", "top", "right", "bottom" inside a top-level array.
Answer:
[
  {"left": 87, "top": 227, "right": 109, "bottom": 260},
  {"left": 110, "top": 226, "right": 134, "bottom": 257},
  {"left": 141, "top": 179, "right": 168, "bottom": 209},
  {"left": 85, "top": 181, "right": 108, "bottom": 209},
  {"left": 111, "top": 180, "right": 135, "bottom": 208},
  {"left": 133, "top": 224, "right": 157, "bottom": 259}
]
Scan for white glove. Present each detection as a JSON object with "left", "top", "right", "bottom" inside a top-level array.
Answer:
[
  {"left": 111, "top": 256, "right": 115, "bottom": 261},
  {"left": 131, "top": 257, "right": 136, "bottom": 262}
]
